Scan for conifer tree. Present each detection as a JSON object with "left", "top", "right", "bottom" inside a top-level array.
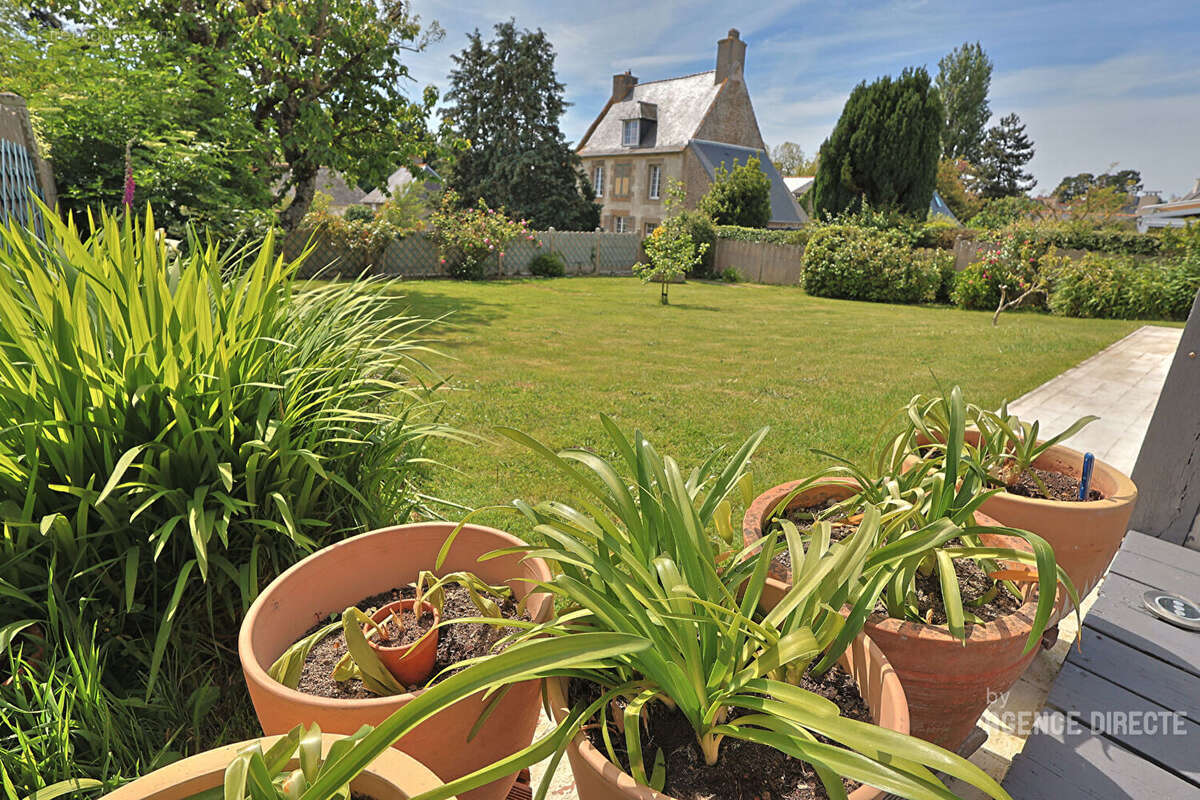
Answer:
[
  {"left": 814, "top": 68, "right": 943, "bottom": 218},
  {"left": 443, "top": 20, "right": 600, "bottom": 230}
]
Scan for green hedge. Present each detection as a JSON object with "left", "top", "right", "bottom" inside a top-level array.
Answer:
[
  {"left": 802, "top": 225, "right": 942, "bottom": 304},
  {"left": 715, "top": 224, "right": 809, "bottom": 247},
  {"left": 1049, "top": 253, "right": 1200, "bottom": 320}
]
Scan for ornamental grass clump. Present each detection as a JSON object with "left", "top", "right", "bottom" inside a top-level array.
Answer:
[{"left": 0, "top": 205, "right": 458, "bottom": 793}]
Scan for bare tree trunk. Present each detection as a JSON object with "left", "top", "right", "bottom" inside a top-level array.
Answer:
[{"left": 279, "top": 166, "right": 318, "bottom": 232}]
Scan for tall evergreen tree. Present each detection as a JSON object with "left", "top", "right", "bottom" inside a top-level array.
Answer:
[
  {"left": 813, "top": 67, "right": 943, "bottom": 218},
  {"left": 975, "top": 113, "right": 1036, "bottom": 198},
  {"left": 442, "top": 20, "right": 599, "bottom": 230},
  {"left": 936, "top": 42, "right": 993, "bottom": 162}
]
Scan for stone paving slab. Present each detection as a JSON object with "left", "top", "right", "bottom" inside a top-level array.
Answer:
[
  {"left": 529, "top": 325, "right": 1184, "bottom": 799},
  {"left": 1006, "top": 325, "right": 1182, "bottom": 475}
]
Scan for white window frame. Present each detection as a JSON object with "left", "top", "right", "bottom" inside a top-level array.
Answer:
[
  {"left": 648, "top": 164, "right": 661, "bottom": 199},
  {"left": 614, "top": 216, "right": 630, "bottom": 234},
  {"left": 593, "top": 164, "right": 605, "bottom": 198},
  {"left": 622, "top": 119, "right": 640, "bottom": 147}
]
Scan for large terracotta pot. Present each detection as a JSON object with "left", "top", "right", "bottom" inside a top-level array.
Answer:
[
  {"left": 100, "top": 733, "right": 448, "bottom": 800},
  {"left": 741, "top": 477, "right": 860, "bottom": 586},
  {"left": 744, "top": 479, "right": 1049, "bottom": 750},
  {"left": 239, "top": 522, "right": 552, "bottom": 800},
  {"left": 545, "top": 631, "right": 907, "bottom": 800},
  {"left": 905, "top": 431, "right": 1138, "bottom": 599}
]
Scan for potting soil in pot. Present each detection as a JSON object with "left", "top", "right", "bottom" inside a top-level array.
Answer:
[
  {"left": 569, "top": 666, "right": 872, "bottom": 800},
  {"left": 872, "top": 544, "right": 1022, "bottom": 625},
  {"left": 295, "top": 584, "right": 529, "bottom": 698},
  {"left": 770, "top": 500, "right": 860, "bottom": 572},
  {"left": 1003, "top": 467, "right": 1101, "bottom": 501}
]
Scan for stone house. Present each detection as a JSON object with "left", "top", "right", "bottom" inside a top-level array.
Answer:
[{"left": 576, "top": 29, "right": 805, "bottom": 235}]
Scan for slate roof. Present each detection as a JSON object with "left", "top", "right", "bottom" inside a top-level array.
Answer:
[
  {"left": 784, "top": 176, "right": 815, "bottom": 196},
  {"left": 312, "top": 168, "right": 367, "bottom": 208},
  {"left": 929, "top": 189, "right": 959, "bottom": 223},
  {"left": 689, "top": 139, "right": 807, "bottom": 226},
  {"left": 360, "top": 165, "right": 442, "bottom": 206},
  {"left": 578, "top": 72, "right": 722, "bottom": 156}
]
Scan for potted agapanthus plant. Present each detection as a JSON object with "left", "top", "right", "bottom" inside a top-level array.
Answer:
[
  {"left": 967, "top": 402, "right": 1137, "bottom": 598},
  {"left": 745, "top": 388, "right": 1080, "bottom": 749},
  {"left": 238, "top": 521, "right": 557, "bottom": 800},
  {"left": 103, "top": 632, "right": 650, "bottom": 800},
  {"left": 490, "top": 418, "right": 1016, "bottom": 800}
]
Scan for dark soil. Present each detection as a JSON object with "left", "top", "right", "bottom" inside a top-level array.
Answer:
[
  {"left": 769, "top": 499, "right": 858, "bottom": 572},
  {"left": 371, "top": 606, "right": 435, "bottom": 648},
  {"left": 1003, "top": 467, "right": 1101, "bottom": 501},
  {"left": 874, "top": 542, "right": 1023, "bottom": 625},
  {"left": 295, "top": 584, "right": 527, "bottom": 698},
  {"left": 571, "top": 665, "right": 871, "bottom": 800}
]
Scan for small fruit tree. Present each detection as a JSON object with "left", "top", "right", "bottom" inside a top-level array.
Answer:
[{"left": 634, "top": 180, "right": 710, "bottom": 304}]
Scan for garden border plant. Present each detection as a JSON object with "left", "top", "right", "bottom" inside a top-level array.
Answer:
[{"left": 0, "top": 205, "right": 460, "bottom": 795}]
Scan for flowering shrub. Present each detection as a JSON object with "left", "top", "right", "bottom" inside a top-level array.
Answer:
[
  {"left": 300, "top": 189, "right": 427, "bottom": 261},
  {"left": 430, "top": 190, "right": 535, "bottom": 280},
  {"left": 635, "top": 218, "right": 708, "bottom": 304},
  {"left": 801, "top": 225, "right": 941, "bottom": 303},
  {"left": 951, "top": 232, "right": 1053, "bottom": 311}
]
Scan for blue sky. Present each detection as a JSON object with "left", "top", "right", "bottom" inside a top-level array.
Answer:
[{"left": 406, "top": 0, "right": 1200, "bottom": 199}]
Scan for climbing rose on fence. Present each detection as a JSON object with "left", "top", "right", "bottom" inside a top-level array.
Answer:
[{"left": 430, "top": 190, "right": 535, "bottom": 280}]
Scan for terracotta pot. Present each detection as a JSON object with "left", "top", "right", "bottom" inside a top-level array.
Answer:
[
  {"left": 904, "top": 431, "right": 1138, "bottom": 599},
  {"left": 367, "top": 599, "right": 441, "bottom": 686},
  {"left": 741, "top": 477, "right": 861, "bottom": 587},
  {"left": 745, "top": 479, "right": 1050, "bottom": 750},
  {"left": 545, "top": 631, "right": 907, "bottom": 800},
  {"left": 99, "top": 733, "right": 447, "bottom": 800},
  {"left": 239, "top": 522, "right": 553, "bottom": 800}
]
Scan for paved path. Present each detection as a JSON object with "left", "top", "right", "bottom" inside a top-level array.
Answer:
[
  {"left": 532, "top": 325, "right": 1185, "bottom": 800},
  {"left": 1006, "top": 325, "right": 1182, "bottom": 475}
]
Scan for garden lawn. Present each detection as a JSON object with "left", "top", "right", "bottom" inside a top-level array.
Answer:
[{"left": 361, "top": 277, "right": 1158, "bottom": 529}]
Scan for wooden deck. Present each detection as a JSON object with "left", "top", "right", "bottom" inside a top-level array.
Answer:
[{"left": 1002, "top": 531, "right": 1200, "bottom": 799}]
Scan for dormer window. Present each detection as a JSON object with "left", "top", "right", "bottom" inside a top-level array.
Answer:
[{"left": 622, "top": 120, "right": 640, "bottom": 147}]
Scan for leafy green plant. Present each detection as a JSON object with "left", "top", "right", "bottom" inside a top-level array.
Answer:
[
  {"left": 191, "top": 632, "right": 650, "bottom": 800},
  {"left": 720, "top": 266, "right": 743, "bottom": 283},
  {"left": 0, "top": 205, "right": 459, "bottom": 793},
  {"left": 267, "top": 571, "right": 514, "bottom": 696},
  {"left": 790, "top": 388, "right": 1079, "bottom": 643},
  {"left": 699, "top": 156, "right": 772, "bottom": 228},
  {"left": 528, "top": 251, "right": 567, "bottom": 278},
  {"left": 974, "top": 404, "right": 1098, "bottom": 496},
  {"left": 802, "top": 225, "right": 940, "bottom": 304},
  {"left": 634, "top": 181, "right": 708, "bottom": 304},
  {"left": 478, "top": 419, "right": 1016, "bottom": 800}
]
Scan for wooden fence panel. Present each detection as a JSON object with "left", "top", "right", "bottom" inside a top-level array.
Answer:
[{"left": 285, "top": 229, "right": 639, "bottom": 279}]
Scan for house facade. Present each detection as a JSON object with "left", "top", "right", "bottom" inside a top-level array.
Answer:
[
  {"left": 576, "top": 30, "right": 805, "bottom": 235},
  {"left": 1136, "top": 179, "right": 1200, "bottom": 232}
]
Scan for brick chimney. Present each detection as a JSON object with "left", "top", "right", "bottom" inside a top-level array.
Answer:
[
  {"left": 715, "top": 28, "right": 746, "bottom": 83},
  {"left": 611, "top": 70, "right": 638, "bottom": 103}
]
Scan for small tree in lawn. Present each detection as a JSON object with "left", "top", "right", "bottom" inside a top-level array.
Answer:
[
  {"left": 700, "top": 156, "right": 772, "bottom": 227},
  {"left": 636, "top": 181, "right": 709, "bottom": 304}
]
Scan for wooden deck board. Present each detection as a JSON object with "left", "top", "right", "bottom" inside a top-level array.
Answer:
[
  {"left": 1004, "top": 725, "right": 1200, "bottom": 799},
  {"left": 1066, "top": 628, "right": 1200, "bottom": 722},
  {"left": 1005, "top": 531, "right": 1200, "bottom": 796},
  {"left": 1046, "top": 662, "right": 1198, "bottom": 781}
]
